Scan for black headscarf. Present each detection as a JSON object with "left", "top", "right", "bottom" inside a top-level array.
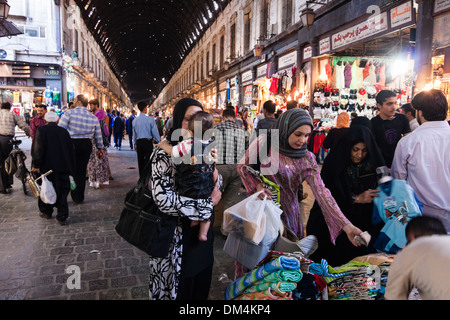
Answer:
[
  {"left": 320, "top": 124, "right": 385, "bottom": 201},
  {"left": 350, "top": 116, "right": 372, "bottom": 130},
  {"left": 166, "top": 98, "right": 203, "bottom": 146}
]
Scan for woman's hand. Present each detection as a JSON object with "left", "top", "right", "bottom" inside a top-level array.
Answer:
[
  {"left": 355, "top": 189, "right": 380, "bottom": 204},
  {"left": 210, "top": 147, "right": 218, "bottom": 164},
  {"left": 255, "top": 183, "right": 272, "bottom": 200},
  {"left": 157, "top": 140, "right": 172, "bottom": 155},
  {"left": 210, "top": 180, "right": 222, "bottom": 206},
  {"left": 343, "top": 224, "right": 364, "bottom": 247}
]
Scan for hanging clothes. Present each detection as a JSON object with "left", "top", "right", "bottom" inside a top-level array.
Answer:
[
  {"left": 363, "top": 62, "right": 370, "bottom": 80},
  {"left": 269, "top": 75, "right": 279, "bottom": 94},
  {"left": 350, "top": 60, "right": 364, "bottom": 89},
  {"left": 344, "top": 63, "right": 352, "bottom": 88},
  {"left": 334, "top": 63, "right": 345, "bottom": 90},
  {"left": 325, "top": 61, "right": 332, "bottom": 82},
  {"left": 291, "top": 64, "right": 297, "bottom": 89},
  {"left": 364, "top": 62, "right": 377, "bottom": 86}
]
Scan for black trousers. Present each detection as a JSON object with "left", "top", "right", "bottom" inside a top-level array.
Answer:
[
  {"left": 38, "top": 172, "right": 70, "bottom": 221},
  {"left": 0, "top": 135, "right": 13, "bottom": 192},
  {"left": 128, "top": 132, "right": 133, "bottom": 149},
  {"left": 135, "top": 139, "right": 154, "bottom": 177},
  {"left": 70, "top": 139, "right": 92, "bottom": 203},
  {"left": 176, "top": 264, "right": 213, "bottom": 300}
]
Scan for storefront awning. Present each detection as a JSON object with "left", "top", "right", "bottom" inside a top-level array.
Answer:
[{"left": 0, "top": 19, "right": 23, "bottom": 38}]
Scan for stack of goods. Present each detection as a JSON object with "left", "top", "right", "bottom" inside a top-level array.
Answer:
[
  {"left": 292, "top": 272, "right": 327, "bottom": 300},
  {"left": 225, "top": 255, "right": 303, "bottom": 300},
  {"left": 308, "top": 259, "right": 379, "bottom": 300},
  {"left": 352, "top": 253, "right": 394, "bottom": 299}
]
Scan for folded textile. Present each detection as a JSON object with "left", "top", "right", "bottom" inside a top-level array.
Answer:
[
  {"left": 244, "top": 281, "right": 297, "bottom": 294},
  {"left": 332, "top": 260, "right": 372, "bottom": 273},
  {"left": 235, "top": 288, "right": 293, "bottom": 300},
  {"left": 292, "top": 273, "right": 320, "bottom": 300},
  {"left": 262, "top": 269, "right": 303, "bottom": 283},
  {"left": 309, "top": 259, "right": 349, "bottom": 278},
  {"left": 312, "top": 274, "right": 327, "bottom": 292},
  {"left": 225, "top": 256, "right": 300, "bottom": 300}
]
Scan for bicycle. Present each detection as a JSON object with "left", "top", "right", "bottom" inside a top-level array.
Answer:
[{"left": 4, "top": 137, "right": 32, "bottom": 195}]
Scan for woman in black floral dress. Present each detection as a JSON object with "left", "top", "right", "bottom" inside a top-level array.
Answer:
[{"left": 149, "top": 98, "right": 222, "bottom": 300}]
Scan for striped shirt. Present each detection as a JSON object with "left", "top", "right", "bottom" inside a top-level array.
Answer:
[
  {"left": 237, "top": 134, "right": 351, "bottom": 244},
  {"left": 213, "top": 119, "right": 247, "bottom": 165},
  {"left": 0, "top": 109, "right": 30, "bottom": 136},
  {"left": 58, "top": 106, "right": 103, "bottom": 148}
]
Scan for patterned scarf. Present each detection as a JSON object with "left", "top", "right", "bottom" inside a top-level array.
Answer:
[{"left": 272, "top": 109, "right": 313, "bottom": 158}]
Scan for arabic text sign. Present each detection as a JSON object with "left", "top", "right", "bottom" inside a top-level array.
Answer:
[
  {"left": 332, "top": 12, "right": 388, "bottom": 50},
  {"left": 435, "top": 0, "right": 450, "bottom": 14},
  {"left": 390, "top": 1, "right": 413, "bottom": 28}
]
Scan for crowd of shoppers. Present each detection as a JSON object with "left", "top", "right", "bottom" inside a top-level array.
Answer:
[{"left": 0, "top": 87, "right": 448, "bottom": 301}]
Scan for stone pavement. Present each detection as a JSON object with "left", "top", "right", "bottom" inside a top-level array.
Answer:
[{"left": 0, "top": 133, "right": 315, "bottom": 300}]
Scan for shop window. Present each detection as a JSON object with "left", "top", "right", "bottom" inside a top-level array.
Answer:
[
  {"left": 260, "top": 0, "right": 269, "bottom": 39},
  {"left": 34, "top": 79, "right": 46, "bottom": 87},
  {"left": 230, "top": 23, "right": 236, "bottom": 59},
  {"left": 212, "top": 43, "right": 216, "bottom": 71},
  {"left": 244, "top": 11, "right": 251, "bottom": 53},
  {"left": 282, "top": 0, "right": 293, "bottom": 30},
  {"left": 16, "top": 25, "right": 46, "bottom": 38},
  {"left": 220, "top": 35, "right": 224, "bottom": 68}
]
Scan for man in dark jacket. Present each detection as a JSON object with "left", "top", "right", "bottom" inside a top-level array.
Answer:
[
  {"left": 113, "top": 112, "right": 125, "bottom": 150},
  {"left": 31, "top": 111, "right": 75, "bottom": 225},
  {"left": 126, "top": 110, "right": 136, "bottom": 150}
]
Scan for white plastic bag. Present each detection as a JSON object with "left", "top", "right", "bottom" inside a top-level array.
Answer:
[
  {"left": 222, "top": 197, "right": 282, "bottom": 269},
  {"left": 222, "top": 190, "right": 267, "bottom": 244},
  {"left": 40, "top": 176, "right": 56, "bottom": 204},
  {"left": 260, "top": 199, "right": 283, "bottom": 247}
]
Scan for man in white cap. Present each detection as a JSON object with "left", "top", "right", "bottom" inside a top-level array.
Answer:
[{"left": 31, "top": 111, "right": 76, "bottom": 225}]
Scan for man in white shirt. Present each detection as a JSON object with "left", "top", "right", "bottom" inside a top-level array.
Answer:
[
  {"left": 391, "top": 89, "right": 450, "bottom": 232},
  {"left": 385, "top": 235, "right": 450, "bottom": 300},
  {"left": 399, "top": 103, "right": 419, "bottom": 131}
]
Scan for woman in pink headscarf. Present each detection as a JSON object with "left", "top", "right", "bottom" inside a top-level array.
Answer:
[{"left": 88, "top": 109, "right": 110, "bottom": 189}]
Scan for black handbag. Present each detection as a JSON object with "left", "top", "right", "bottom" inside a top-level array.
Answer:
[{"left": 115, "top": 157, "right": 178, "bottom": 257}]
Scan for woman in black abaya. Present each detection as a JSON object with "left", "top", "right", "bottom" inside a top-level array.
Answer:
[{"left": 306, "top": 122, "right": 385, "bottom": 266}]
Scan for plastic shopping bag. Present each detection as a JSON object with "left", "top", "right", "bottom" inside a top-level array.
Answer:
[
  {"left": 222, "top": 190, "right": 267, "bottom": 244},
  {"left": 223, "top": 196, "right": 282, "bottom": 269},
  {"left": 260, "top": 198, "right": 283, "bottom": 247},
  {"left": 40, "top": 176, "right": 57, "bottom": 204}
]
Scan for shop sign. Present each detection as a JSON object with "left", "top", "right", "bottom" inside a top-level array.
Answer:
[
  {"left": 332, "top": 12, "right": 388, "bottom": 50},
  {"left": 390, "top": 1, "right": 413, "bottom": 29},
  {"left": 0, "top": 49, "right": 15, "bottom": 61},
  {"left": 44, "top": 67, "right": 60, "bottom": 77},
  {"left": 256, "top": 64, "right": 267, "bottom": 79},
  {"left": 303, "top": 46, "right": 313, "bottom": 60},
  {"left": 241, "top": 70, "right": 253, "bottom": 84},
  {"left": 31, "top": 66, "right": 61, "bottom": 79},
  {"left": 278, "top": 51, "right": 297, "bottom": 69},
  {"left": 243, "top": 85, "right": 253, "bottom": 105},
  {"left": 435, "top": 0, "right": 450, "bottom": 15},
  {"left": 319, "top": 37, "right": 331, "bottom": 55}
]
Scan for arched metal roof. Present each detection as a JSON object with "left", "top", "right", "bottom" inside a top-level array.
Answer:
[{"left": 74, "top": 0, "right": 231, "bottom": 104}]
